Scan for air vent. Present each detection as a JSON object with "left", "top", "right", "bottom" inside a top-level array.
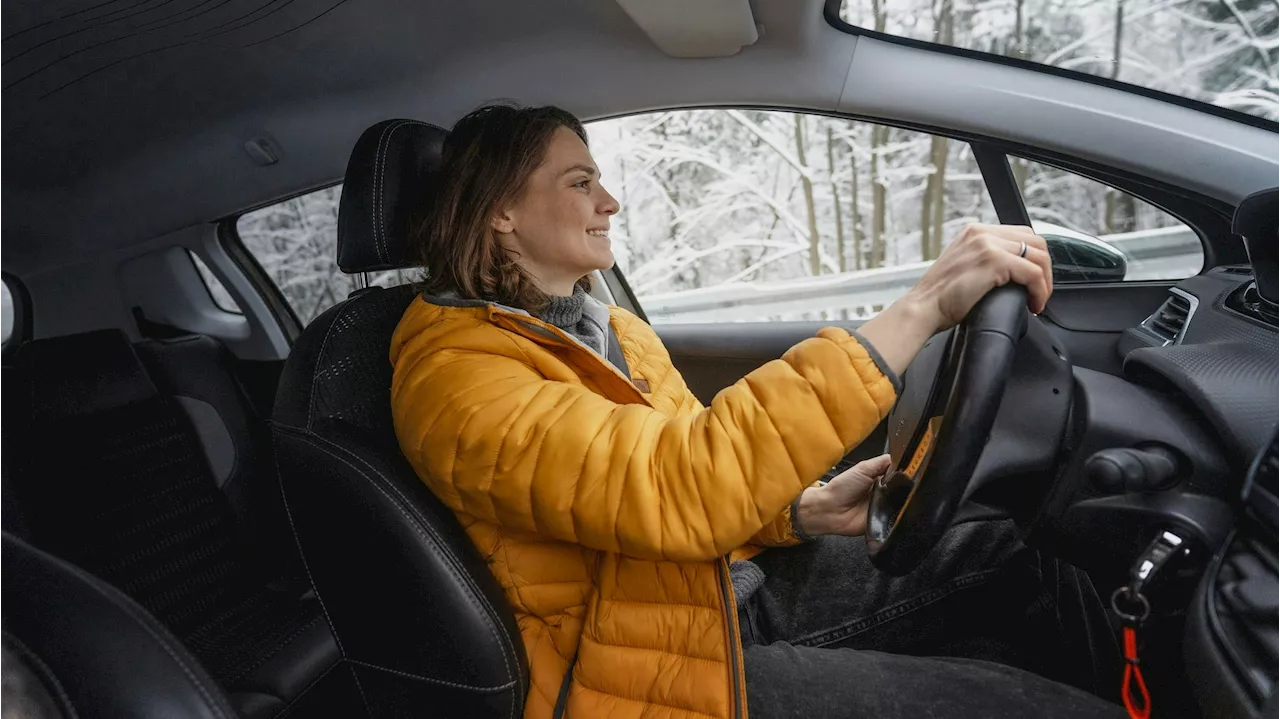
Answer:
[
  {"left": 1219, "top": 265, "right": 1254, "bottom": 276},
  {"left": 1140, "top": 290, "right": 1196, "bottom": 345}
]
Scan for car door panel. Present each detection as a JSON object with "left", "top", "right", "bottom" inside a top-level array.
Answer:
[{"left": 655, "top": 282, "right": 1174, "bottom": 465}]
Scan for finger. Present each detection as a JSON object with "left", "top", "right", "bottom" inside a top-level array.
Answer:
[
  {"left": 1019, "top": 226, "right": 1049, "bottom": 252},
  {"left": 997, "top": 236, "right": 1053, "bottom": 300},
  {"left": 1023, "top": 231, "right": 1053, "bottom": 297},
  {"left": 1003, "top": 253, "right": 1051, "bottom": 313},
  {"left": 859, "top": 454, "right": 892, "bottom": 474}
]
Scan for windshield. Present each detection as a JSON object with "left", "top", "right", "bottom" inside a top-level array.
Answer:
[{"left": 837, "top": 0, "right": 1279, "bottom": 121}]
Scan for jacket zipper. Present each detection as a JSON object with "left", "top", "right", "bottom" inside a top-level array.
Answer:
[
  {"left": 716, "top": 557, "right": 747, "bottom": 719},
  {"left": 502, "top": 308, "right": 736, "bottom": 715}
]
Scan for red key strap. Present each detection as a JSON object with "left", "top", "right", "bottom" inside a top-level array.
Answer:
[{"left": 1122, "top": 626, "right": 1151, "bottom": 719}]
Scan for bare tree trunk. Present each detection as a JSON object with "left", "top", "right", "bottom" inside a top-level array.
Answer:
[
  {"left": 931, "top": 137, "right": 949, "bottom": 259},
  {"left": 1011, "top": 158, "right": 1028, "bottom": 193},
  {"left": 869, "top": 125, "right": 887, "bottom": 269},
  {"left": 794, "top": 115, "right": 822, "bottom": 276},
  {"left": 1104, "top": 0, "right": 1137, "bottom": 233},
  {"left": 1110, "top": 0, "right": 1124, "bottom": 78},
  {"left": 925, "top": 0, "right": 954, "bottom": 260},
  {"left": 826, "top": 125, "right": 847, "bottom": 273},
  {"left": 849, "top": 140, "right": 863, "bottom": 272},
  {"left": 1014, "top": 0, "right": 1024, "bottom": 58},
  {"left": 865, "top": 0, "right": 887, "bottom": 269},
  {"left": 919, "top": 165, "right": 934, "bottom": 261}
]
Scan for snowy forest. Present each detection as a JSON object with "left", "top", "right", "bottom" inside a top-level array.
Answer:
[{"left": 233, "top": 0, "right": 1276, "bottom": 326}]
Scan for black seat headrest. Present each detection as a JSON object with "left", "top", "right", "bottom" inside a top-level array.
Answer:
[
  {"left": 336, "top": 120, "right": 448, "bottom": 273},
  {"left": 15, "top": 329, "right": 159, "bottom": 424}
]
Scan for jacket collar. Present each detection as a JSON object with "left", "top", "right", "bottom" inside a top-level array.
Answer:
[
  {"left": 420, "top": 290, "right": 649, "bottom": 406},
  {"left": 422, "top": 291, "right": 614, "bottom": 355}
]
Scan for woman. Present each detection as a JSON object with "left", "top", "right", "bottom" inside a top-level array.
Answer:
[{"left": 390, "top": 104, "right": 1123, "bottom": 719}]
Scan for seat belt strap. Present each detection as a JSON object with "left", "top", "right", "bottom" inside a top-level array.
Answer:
[{"left": 606, "top": 326, "right": 630, "bottom": 378}]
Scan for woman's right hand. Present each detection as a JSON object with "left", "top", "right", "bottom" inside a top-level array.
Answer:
[
  {"left": 856, "top": 224, "right": 1054, "bottom": 376},
  {"left": 908, "top": 223, "right": 1053, "bottom": 332}
]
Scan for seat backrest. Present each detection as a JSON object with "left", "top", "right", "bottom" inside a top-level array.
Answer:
[
  {"left": 270, "top": 120, "right": 528, "bottom": 718},
  {"left": 3, "top": 531, "right": 239, "bottom": 719},
  {"left": 134, "top": 333, "right": 303, "bottom": 583},
  {"left": 6, "top": 330, "right": 325, "bottom": 691}
]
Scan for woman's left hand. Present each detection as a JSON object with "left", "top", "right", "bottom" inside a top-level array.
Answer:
[{"left": 796, "top": 454, "right": 892, "bottom": 537}]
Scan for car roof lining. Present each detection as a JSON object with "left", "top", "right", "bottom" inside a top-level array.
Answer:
[{"left": 2, "top": 0, "right": 1276, "bottom": 277}]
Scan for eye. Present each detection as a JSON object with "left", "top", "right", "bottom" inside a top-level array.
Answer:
[{"left": 574, "top": 178, "right": 591, "bottom": 190}]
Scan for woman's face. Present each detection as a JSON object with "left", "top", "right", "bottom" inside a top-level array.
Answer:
[{"left": 493, "top": 127, "right": 620, "bottom": 295}]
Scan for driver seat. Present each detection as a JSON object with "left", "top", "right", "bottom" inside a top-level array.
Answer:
[{"left": 270, "top": 120, "right": 528, "bottom": 717}]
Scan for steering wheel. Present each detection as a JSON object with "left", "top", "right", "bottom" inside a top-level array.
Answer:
[{"left": 866, "top": 284, "right": 1030, "bottom": 575}]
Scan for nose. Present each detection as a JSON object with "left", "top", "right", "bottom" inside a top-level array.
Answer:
[{"left": 599, "top": 186, "right": 620, "bottom": 216}]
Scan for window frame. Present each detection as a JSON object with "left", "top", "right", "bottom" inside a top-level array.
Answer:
[
  {"left": 216, "top": 218, "right": 305, "bottom": 344},
  {"left": 822, "top": 0, "right": 1278, "bottom": 133},
  {"left": 2, "top": 271, "right": 32, "bottom": 358},
  {"left": 594, "top": 106, "right": 1237, "bottom": 321}
]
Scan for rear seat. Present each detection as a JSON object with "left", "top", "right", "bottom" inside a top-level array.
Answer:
[{"left": 3, "top": 329, "right": 357, "bottom": 718}]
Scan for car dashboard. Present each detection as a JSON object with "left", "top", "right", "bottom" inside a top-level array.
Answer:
[
  {"left": 1117, "top": 187, "right": 1278, "bottom": 719},
  {"left": 1117, "top": 265, "right": 1278, "bottom": 469}
]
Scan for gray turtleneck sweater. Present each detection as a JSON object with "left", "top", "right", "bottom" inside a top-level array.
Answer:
[{"left": 538, "top": 286, "right": 625, "bottom": 372}]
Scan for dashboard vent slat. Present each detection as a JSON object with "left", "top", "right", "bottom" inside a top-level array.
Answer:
[{"left": 1141, "top": 292, "right": 1195, "bottom": 345}]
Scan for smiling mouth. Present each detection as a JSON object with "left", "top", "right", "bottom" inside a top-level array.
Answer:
[{"left": 587, "top": 229, "right": 610, "bottom": 238}]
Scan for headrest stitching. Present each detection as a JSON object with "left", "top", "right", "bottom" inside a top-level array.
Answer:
[
  {"left": 372, "top": 121, "right": 399, "bottom": 266},
  {"left": 374, "top": 119, "right": 431, "bottom": 268}
]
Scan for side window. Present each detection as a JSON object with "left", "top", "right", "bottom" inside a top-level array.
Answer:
[
  {"left": 188, "top": 251, "right": 243, "bottom": 314},
  {"left": 1015, "top": 159, "right": 1202, "bottom": 282},
  {"left": 587, "top": 110, "right": 996, "bottom": 323},
  {"left": 2, "top": 277, "right": 15, "bottom": 347},
  {"left": 236, "top": 185, "right": 418, "bottom": 326}
]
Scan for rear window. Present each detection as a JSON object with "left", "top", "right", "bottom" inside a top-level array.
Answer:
[{"left": 236, "top": 186, "right": 417, "bottom": 325}]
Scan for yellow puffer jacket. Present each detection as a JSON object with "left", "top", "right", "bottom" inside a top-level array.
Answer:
[{"left": 390, "top": 294, "right": 897, "bottom": 719}]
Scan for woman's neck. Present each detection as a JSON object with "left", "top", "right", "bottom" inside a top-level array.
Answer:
[{"left": 521, "top": 263, "right": 579, "bottom": 298}]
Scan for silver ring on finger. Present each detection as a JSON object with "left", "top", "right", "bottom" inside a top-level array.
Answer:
[{"left": 1018, "top": 240, "right": 1028, "bottom": 258}]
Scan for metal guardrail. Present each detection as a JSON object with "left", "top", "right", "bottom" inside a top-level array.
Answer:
[{"left": 641, "top": 226, "right": 1204, "bottom": 323}]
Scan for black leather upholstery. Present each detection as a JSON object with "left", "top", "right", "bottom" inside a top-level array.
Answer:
[
  {"left": 336, "top": 119, "right": 447, "bottom": 273},
  {"left": 6, "top": 329, "right": 344, "bottom": 719},
  {"left": 271, "top": 119, "right": 529, "bottom": 717},
  {"left": 2, "top": 532, "right": 239, "bottom": 719}
]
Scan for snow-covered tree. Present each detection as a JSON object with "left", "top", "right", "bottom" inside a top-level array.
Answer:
[{"left": 236, "top": 3, "right": 1270, "bottom": 324}]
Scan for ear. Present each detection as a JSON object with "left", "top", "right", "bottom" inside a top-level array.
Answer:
[{"left": 491, "top": 208, "right": 515, "bottom": 235}]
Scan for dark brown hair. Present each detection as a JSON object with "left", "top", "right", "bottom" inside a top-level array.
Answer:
[{"left": 413, "top": 102, "right": 592, "bottom": 312}]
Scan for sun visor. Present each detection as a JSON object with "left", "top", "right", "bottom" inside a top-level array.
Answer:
[{"left": 616, "top": 0, "right": 759, "bottom": 58}]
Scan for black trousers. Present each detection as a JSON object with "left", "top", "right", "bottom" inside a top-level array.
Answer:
[{"left": 735, "top": 520, "right": 1128, "bottom": 718}]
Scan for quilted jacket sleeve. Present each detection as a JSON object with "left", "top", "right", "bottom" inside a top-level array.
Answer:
[
  {"left": 748, "top": 493, "right": 813, "bottom": 547},
  {"left": 674, "top": 389, "right": 807, "bottom": 548},
  {"left": 392, "top": 326, "right": 897, "bottom": 563}
]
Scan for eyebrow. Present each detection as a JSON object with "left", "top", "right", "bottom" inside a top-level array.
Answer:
[{"left": 561, "top": 164, "right": 599, "bottom": 178}]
